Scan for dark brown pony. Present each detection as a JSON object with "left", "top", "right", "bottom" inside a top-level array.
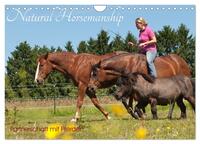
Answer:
[
  {"left": 115, "top": 72, "right": 195, "bottom": 119},
  {"left": 88, "top": 53, "right": 191, "bottom": 118},
  {"left": 34, "top": 51, "right": 127, "bottom": 122}
]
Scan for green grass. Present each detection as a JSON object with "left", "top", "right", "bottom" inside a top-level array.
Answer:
[{"left": 5, "top": 102, "right": 195, "bottom": 139}]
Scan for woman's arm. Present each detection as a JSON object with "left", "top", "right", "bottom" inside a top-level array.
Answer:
[{"left": 139, "top": 36, "right": 157, "bottom": 47}]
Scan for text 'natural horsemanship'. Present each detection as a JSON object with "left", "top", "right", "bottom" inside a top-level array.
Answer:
[{"left": 6, "top": 8, "right": 124, "bottom": 26}]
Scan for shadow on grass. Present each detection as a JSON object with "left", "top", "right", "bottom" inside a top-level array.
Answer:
[{"left": 110, "top": 116, "right": 192, "bottom": 121}]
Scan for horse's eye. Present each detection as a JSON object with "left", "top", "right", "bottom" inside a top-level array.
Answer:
[
  {"left": 116, "top": 82, "right": 121, "bottom": 86},
  {"left": 92, "top": 71, "right": 97, "bottom": 77}
]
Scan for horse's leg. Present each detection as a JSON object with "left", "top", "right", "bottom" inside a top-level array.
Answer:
[
  {"left": 134, "top": 101, "right": 144, "bottom": 118},
  {"left": 127, "top": 94, "right": 138, "bottom": 117},
  {"left": 128, "top": 93, "right": 141, "bottom": 118},
  {"left": 142, "top": 107, "right": 146, "bottom": 114},
  {"left": 71, "top": 82, "right": 87, "bottom": 122},
  {"left": 130, "top": 93, "right": 145, "bottom": 118},
  {"left": 128, "top": 94, "right": 133, "bottom": 110},
  {"left": 129, "top": 93, "right": 143, "bottom": 118},
  {"left": 149, "top": 98, "right": 158, "bottom": 119},
  {"left": 141, "top": 104, "right": 147, "bottom": 119},
  {"left": 184, "top": 95, "right": 195, "bottom": 111},
  {"left": 167, "top": 101, "right": 175, "bottom": 119},
  {"left": 86, "top": 89, "right": 111, "bottom": 120},
  {"left": 135, "top": 100, "right": 148, "bottom": 119},
  {"left": 176, "top": 97, "right": 186, "bottom": 119},
  {"left": 121, "top": 97, "right": 139, "bottom": 119}
]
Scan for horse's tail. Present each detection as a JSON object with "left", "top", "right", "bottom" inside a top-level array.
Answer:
[{"left": 190, "top": 78, "right": 195, "bottom": 98}]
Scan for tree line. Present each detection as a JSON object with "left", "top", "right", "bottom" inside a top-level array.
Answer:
[{"left": 5, "top": 24, "right": 195, "bottom": 100}]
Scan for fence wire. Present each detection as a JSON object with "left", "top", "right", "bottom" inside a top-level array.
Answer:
[{"left": 5, "top": 83, "right": 114, "bottom": 101}]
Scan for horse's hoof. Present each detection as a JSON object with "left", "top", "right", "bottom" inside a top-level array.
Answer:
[
  {"left": 132, "top": 112, "right": 139, "bottom": 119},
  {"left": 141, "top": 114, "right": 147, "bottom": 120},
  {"left": 180, "top": 114, "right": 187, "bottom": 119},
  {"left": 179, "top": 116, "right": 187, "bottom": 119},
  {"left": 71, "top": 118, "right": 77, "bottom": 122},
  {"left": 107, "top": 116, "right": 112, "bottom": 120},
  {"left": 167, "top": 116, "right": 172, "bottom": 120},
  {"left": 153, "top": 117, "right": 158, "bottom": 120},
  {"left": 105, "top": 112, "right": 111, "bottom": 120}
]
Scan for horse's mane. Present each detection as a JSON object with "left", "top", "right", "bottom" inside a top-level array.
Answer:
[
  {"left": 100, "top": 52, "right": 137, "bottom": 64},
  {"left": 39, "top": 51, "right": 77, "bottom": 60},
  {"left": 92, "top": 52, "right": 133, "bottom": 71},
  {"left": 91, "top": 52, "right": 147, "bottom": 76}
]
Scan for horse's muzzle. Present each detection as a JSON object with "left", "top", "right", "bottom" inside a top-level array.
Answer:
[
  {"left": 88, "top": 84, "right": 97, "bottom": 92},
  {"left": 35, "top": 79, "right": 44, "bottom": 84},
  {"left": 114, "top": 93, "right": 122, "bottom": 100},
  {"left": 114, "top": 89, "right": 124, "bottom": 100}
]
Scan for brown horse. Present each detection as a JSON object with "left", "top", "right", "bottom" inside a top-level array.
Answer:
[
  {"left": 88, "top": 53, "right": 191, "bottom": 118},
  {"left": 34, "top": 51, "right": 127, "bottom": 122}
]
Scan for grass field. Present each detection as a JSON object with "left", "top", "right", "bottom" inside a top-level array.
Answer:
[{"left": 5, "top": 100, "right": 195, "bottom": 140}]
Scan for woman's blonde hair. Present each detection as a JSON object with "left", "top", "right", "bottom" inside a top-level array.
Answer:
[{"left": 135, "top": 17, "right": 148, "bottom": 26}]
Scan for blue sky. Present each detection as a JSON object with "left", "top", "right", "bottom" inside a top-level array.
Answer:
[{"left": 5, "top": 5, "right": 195, "bottom": 62}]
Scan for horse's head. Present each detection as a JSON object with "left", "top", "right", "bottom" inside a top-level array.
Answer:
[
  {"left": 34, "top": 53, "right": 54, "bottom": 84},
  {"left": 114, "top": 74, "right": 133, "bottom": 100},
  {"left": 88, "top": 61, "right": 102, "bottom": 91},
  {"left": 88, "top": 61, "right": 123, "bottom": 92}
]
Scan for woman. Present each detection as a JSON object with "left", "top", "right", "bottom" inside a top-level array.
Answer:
[{"left": 128, "top": 17, "right": 157, "bottom": 77}]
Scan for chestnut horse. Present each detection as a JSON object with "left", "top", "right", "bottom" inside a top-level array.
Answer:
[
  {"left": 88, "top": 53, "right": 191, "bottom": 118},
  {"left": 34, "top": 51, "right": 127, "bottom": 122}
]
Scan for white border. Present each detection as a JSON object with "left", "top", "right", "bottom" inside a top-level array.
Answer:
[
  {"left": 0, "top": 2, "right": 5, "bottom": 143},
  {"left": 1, "top": 0, "right": 199, "bottom": 144},
  {"left": 0, "top": 0, "right": 197, "bottom": 4}
]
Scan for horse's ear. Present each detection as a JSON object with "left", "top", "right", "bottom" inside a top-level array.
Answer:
[
  {"left": 93, "top": 60, "right": 101, "bottom": 69},
  {"left": 44, "top": 53, "right": 49, "bottom": 59},
  {"left": 129, "top": 73, "right": 138, "bottom": 83},
  {"left": 96, "top": 61, "right": 101, "bottom": 68}
]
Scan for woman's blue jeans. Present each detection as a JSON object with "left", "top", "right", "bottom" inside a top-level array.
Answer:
[{"left": 146, "top": 50, "right": 157, "bottom": 77}]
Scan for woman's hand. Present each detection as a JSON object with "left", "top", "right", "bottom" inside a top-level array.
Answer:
[
  {"left": 128, "top": 42, "right": 134, "bottom": 46},
  {"left": 138, "top": 43, "right": 147, "bottom": 48}
]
